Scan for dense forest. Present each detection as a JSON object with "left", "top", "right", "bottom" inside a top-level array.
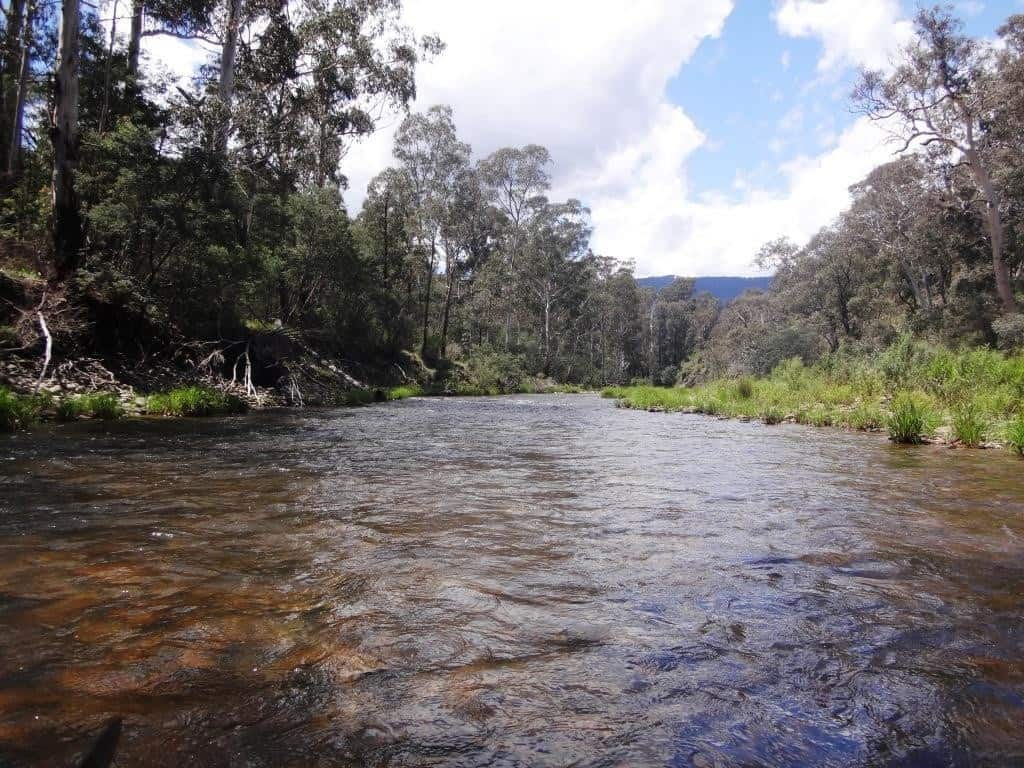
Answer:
[{"left": 0, "top": 3, "right": 1022, "bottom": 409}]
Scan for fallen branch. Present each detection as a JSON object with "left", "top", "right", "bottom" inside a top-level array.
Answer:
[{"left": 34, "top": 300, "right": 52, "bottom": 393}]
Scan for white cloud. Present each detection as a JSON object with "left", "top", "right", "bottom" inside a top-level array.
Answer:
[
  {"left": 583, "top": 116, "right": 895, "bottom": 276},
  {"left": 773, "top": 0, "right": 913, "bottom": 72},
  {"left": 342, "top": 0, "right": 735, "bottom": 237}
]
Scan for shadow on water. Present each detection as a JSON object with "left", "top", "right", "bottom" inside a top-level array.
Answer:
[{"left": 1, "top": 395, "right": 1023, "bottom": 766}]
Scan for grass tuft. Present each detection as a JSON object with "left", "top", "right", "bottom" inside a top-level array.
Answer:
[
  {"left": 146, "top": 386, "right": 245, "bottom": 417},
  {"left": 886, "top": 393, "right": 935, "bottom": 444},
  {"left": 386, "top": 384, "right": 423, "bottom": 401},
  {"left": 952, "top": 403, "right": 987, "bottom": 448},
  {"left": 0, "top": 387, "right": 39, "bottom": 431},
  {"left": 1006, "top": 415, "right": 1024, "bottom": 456}
]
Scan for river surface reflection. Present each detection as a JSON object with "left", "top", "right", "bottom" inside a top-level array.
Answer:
[{"left": 1, "top": 394, "right": 1023, "bottom": 766}]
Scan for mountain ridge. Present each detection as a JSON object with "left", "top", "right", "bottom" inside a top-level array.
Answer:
[{"left": 637, "top": 275, "right": 773, "bottom": 303}]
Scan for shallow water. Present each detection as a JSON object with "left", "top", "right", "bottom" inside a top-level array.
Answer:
[{"left": 1, "top": 394, "right": 1023, "bottom": 767}]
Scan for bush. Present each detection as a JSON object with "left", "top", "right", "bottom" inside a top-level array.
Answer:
[
  {"left": 83, "top": 393, "right": 124, "bottom": 419},
  {"left": 993, "top": 313, "right": 1024, "bottom": 351},
  {"left": 0, "top": 387, "right": 39, "bottom": 431},
  {"left": 462, "top": 348, "right": 528, "bottom": 394},
  {"left": 761, "top": 406, "right": 784, "bottom": 425},
  {"left": 340, "top": 388, "right": 377, "bottom": 407},
  {"left": 886, "top": 393, "right": 935, "bottom": 444},
  {"left": 147, "top": 386, "right": 246, "bottom": 416},
  {"left": 846, "top": 403, "right": 883, "bottom": 431},
  {"left": 386, "top": 384, "right": 422, "bottom": 401},
  {"left": 1006, "top": 415, "right": 1024, "bottom": 456},
  {"left": 952, "top": 404, "right": 987, "bottom": 447},
  {"left": 736, "top": 377, "right": 754, "bottom": 399},
  {"left": 56, "top": 397, "right": 86, "bottom": 422}
]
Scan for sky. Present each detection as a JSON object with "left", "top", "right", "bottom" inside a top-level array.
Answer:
[{"left": 142, "top": 0, "right": 1020, "bottom": 277}]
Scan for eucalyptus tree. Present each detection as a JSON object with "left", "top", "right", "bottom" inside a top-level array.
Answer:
[
  {"left": 520, "top": 198, "right": 591, "bottom": 375},
  {"left": 478, "top": 144, "right": 551, "bottom": 349},
  {"left": 393, "top": 105, "right": 471, "bottom": 358},
  {"left": 854, "top": 6, "right": 1018, "bottom": 314},
  {"left": 52, "top": 0, "right": 82, "bottom": 279}
]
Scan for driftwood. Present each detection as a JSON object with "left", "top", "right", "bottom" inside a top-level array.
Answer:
[{"left": 34, "top": 309, "right": 51, "bottom": 392}]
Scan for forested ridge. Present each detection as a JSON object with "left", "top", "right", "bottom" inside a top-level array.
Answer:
[{"left": 0, "top": 3, "right": 1023, "bottom": 425}]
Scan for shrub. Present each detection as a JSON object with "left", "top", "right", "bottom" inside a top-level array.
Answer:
[
  {"left": 993, "top": 313, "right": 1024, "bottom": 351},
  {"left": 147, "top": 386, "right": 246, "bottom": 416},
  {"left": 952, "top": 404, "right": 987, "bottom": 448},
  {"left": 56, "top": 397, "right": 86, "bottom": 422},
  {"left": 736, "top": 377, "right": 754, "bottom": 399},
  {"left": 886, "top": 393, "right": 934, "bottom": 444},
  {"left": 1006, "top": 415, "right": 1024, "bottom": 456},
  {"left": 83, "top": 393, "right": 124, "bottom": 420},
  {"left": 846, "top": 403, "right": 883, "bottom": 431},
  {"left": 0, "top": 387, "right": 38, "bottom": 431},
  {"left": 386, "top": 384, "right": 423, "bottom": 401},
  {"left": 761, "top": 406, "right": 784, "bottom": 425}
]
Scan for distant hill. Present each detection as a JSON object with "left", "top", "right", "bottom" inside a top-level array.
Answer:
[{"left": 637, "top": 275, "right": 773, "bottom": 303}]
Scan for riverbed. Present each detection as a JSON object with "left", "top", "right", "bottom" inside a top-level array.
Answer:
[{"left": 1, "top": 394, "right": 1022, "bottom": 766}]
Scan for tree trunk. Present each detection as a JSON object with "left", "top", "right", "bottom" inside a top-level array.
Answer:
[
  {"left": 216, "top": 0, "right": 243, "bottom": 151},
  {"left": 51, "top": 0, "right": 82, "bottom": 281},
  {"left": 127, "top": 0, "right": 142, "bottom": 80},
  {"left": 966, "top": 148, "right": 1017, "bottom": 314},
  {"left": 1, "top": 0, "right": 27, "bottom": 174},
  {"left": 542, "top": 292, "right": 552, "bottom": 376},
  {"left": 98, "top": 0, "right": 118, "bottom": 134},
  {"left": 421, "top": 233, "right": 435, "bottom": 359},
  {"left": 440, "top": 257, "right": 456, "bottom": 357},
  {"left": 5, "top": 0, "right": 32, "bottom": 180}
]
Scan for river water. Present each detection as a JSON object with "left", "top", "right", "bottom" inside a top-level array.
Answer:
[{"left": 1, "top": 394, "right": 1023, "bottom": 767}]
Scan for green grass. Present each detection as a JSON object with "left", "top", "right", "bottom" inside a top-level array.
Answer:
[
  {"left": 886, "top": 393, "right": 935, "bottom": 444},
  {"left": 82, "top": 392, "right": 124, "bottom": 420},
  {"left": 340, "top": 388, "right": 378, "bottom": 406},
  {"left": 386, "top": 384, "right": 423, "bottom": 401},
  {"left": 146, "top": 386, "right": 246, "bottom": 416},
  {"left": 0, "top": 387, "right": 40, "bottom": 431},
  {"left": 606, "top": 341, "right": 1024, "bottom": 454},
  {"left": 1006, "top": 415, "right": 1024, "bottom": 457},
  {"left": 952, "top": 403, "right": 987, "bottom": 448},
  {"left": 55, "top": 397, "right": 86, "bottom": 422}
]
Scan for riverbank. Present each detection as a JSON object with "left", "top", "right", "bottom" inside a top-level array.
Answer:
[
  {"left": 0, "top": 378, "right": 589, "bottom": 432},
  {"left": 603, "top": 343, "right": 1024, "bottom": 456}
]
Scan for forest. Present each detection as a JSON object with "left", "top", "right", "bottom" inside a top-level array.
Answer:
[{"left": 0, "top": 2, "right": 1022, "bottom": 431}]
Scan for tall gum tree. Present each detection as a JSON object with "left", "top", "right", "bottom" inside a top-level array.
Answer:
[
  {"left": 51, "top": 0, "right": 81, "bottom": 279},
  {"left": 854, "top": 7, "right": 1018, "bottom": 314}
]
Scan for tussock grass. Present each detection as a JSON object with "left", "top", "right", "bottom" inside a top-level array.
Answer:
[
  {"left": 607, "top": 340, "right": 1024, "bottom": 455},
  {"left": 0, "top": 387, "right": 39, "bottom": 431},
  {"left": 386, "top": 384, "right": 423, "bottom": 401},
  {"left": 952, "top": 403, "right": 987, "bottom": 447},
  {"left": 146, "top": 386, "right": 245, "bottom": 416},
  {"left": 886, "top": 393, "right": 935, "bottom": 444},
  {"left": 1006, "top": 415, "right": 1024, "bottom": 456}
]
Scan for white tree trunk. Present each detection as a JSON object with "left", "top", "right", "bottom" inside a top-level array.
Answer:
[
  {"left": 965, "top": 147, "right": 1016, "bottom": 314},
  {"left": 51, "top": 0, "right": 82, "bottom": 278},
  {"left": 217, "top": 0, "right": 243, "bottom": 149}
]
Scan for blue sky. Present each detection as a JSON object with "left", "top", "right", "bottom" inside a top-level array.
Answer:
[{"left": 673, "top": 1, "right": 1015, "bottom": 203}]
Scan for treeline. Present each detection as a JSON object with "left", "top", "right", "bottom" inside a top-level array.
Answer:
[
  {"left": 0, "top": 0, "right": 709, "bottom": 388},
  {"left": 0, "top": 4, "right": 1021, "bottom": 396}
]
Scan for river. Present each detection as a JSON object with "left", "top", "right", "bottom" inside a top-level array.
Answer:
[{"left": 1, "top": 394, "right": 1023, "bottom": 767}]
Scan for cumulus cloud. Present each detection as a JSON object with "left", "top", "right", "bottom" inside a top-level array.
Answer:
[
  {"left": 773, "top": 0, "right": 913, "bottom": 72},
  {"left": 342, "top": 0, "right": 735, "bottom": 237},
  {"left": 584, "top": 115, "right": 895, "bottom": 276}
]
